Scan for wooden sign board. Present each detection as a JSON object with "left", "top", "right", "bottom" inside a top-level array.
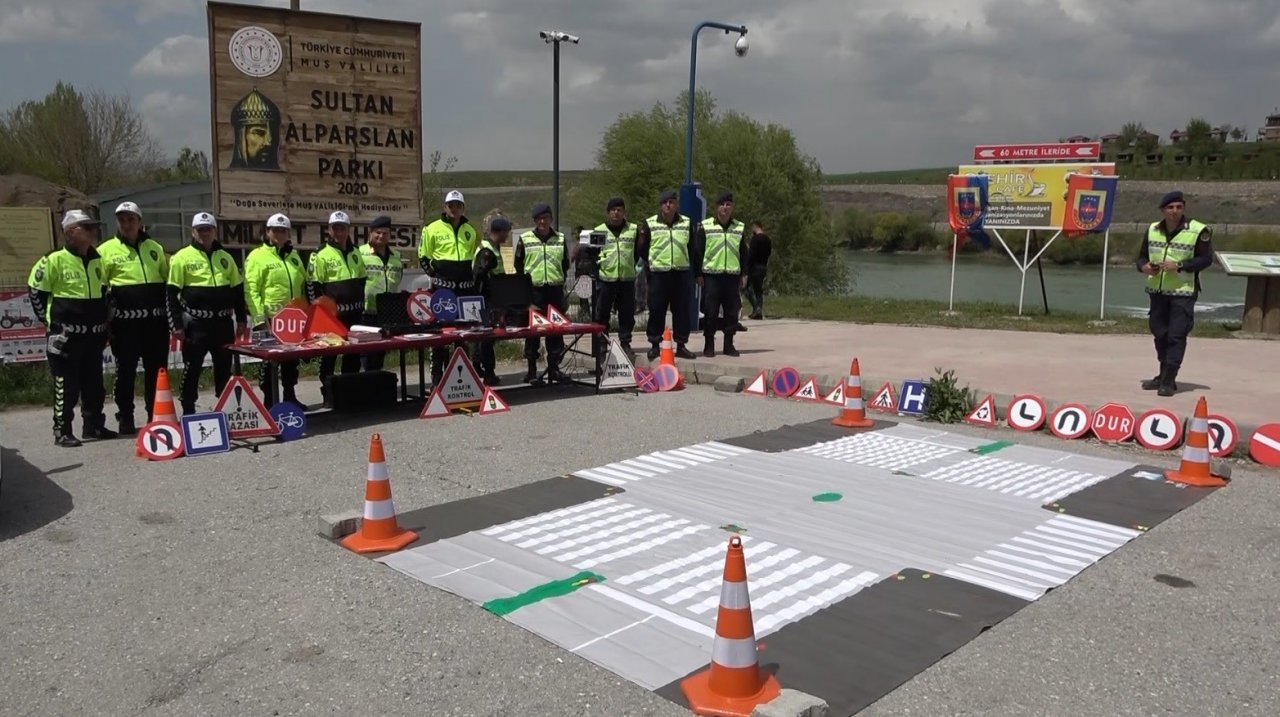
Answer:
[{"left": 207, "top": 2, "right": 423, "bottom": 227}]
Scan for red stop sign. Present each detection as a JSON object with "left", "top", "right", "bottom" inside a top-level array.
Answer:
[
  {"left": 271, "top": 306, "right": 309, "bottom": 344},
  {"left": 1091, "top": 402, "right": 1136, "bottom": 442}
]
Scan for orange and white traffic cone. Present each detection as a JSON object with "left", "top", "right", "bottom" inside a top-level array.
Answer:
[
  {"left": 832, "top": 358, "right": 875, "bottom": 428},
  {"left": 658, "top": 326, "right": 685, "bottom": 391},
  {"left": 1165, "top": 396, "right": 1228, "bottom": 488},
  {"left": 680, "top": 536, "right": 781, "bottom": 717},
  {"left": 340, "top": 434, "right": 419, "bottom": 554},
  {"left": 152, "top": 367, "right": 178, "bottom": 424}
]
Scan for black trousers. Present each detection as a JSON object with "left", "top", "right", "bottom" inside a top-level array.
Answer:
[
  {"left": 525, "top": 285, "right": 567, "bottom": 366},
  {"left": 361, "top": 312, "right": 387, "bottom": 371},
  {"left": 592, "top": 279, "right": 636, "bottom": 357},
  {"left": 702, "top": 274, "right": 742, "bottom": 339},
  {"left": 646, "top": 269, "right": 691, "bottom": 346},
  {"left": 110, "top": 318, "right": 170, "bottom": 423},
  {"left": 48, "top": 333, "right": 107, "bottom": 436},
  {"left": 744, "top": 270, "right": 766, "bottom": 317},
  {"left": 1149, "top": 293, "right": 1196, "bottom": 370},
  {"left": 181, "top": 320, "right": 234, "bottom": 413},
  {"left": 319, "top": 312, "right": 362, "bottom": 393}
]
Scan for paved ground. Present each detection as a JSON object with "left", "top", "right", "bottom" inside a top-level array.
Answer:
[
  {"left": 2, "top": 379, "right": 1278, "bottom": 716},
  {"left": 685, "top": 317, "right": 1280, "bottom": 433}
]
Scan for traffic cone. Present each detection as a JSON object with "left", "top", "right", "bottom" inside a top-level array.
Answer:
[
  {"left": 658, "top": 326, "right": 684, "bottom": 390},
  {"left": 340, "top": 434, "right": 419, "bottom": 554},
  {"left": 831, "top": 358, "right": 875, "bottom": 428},
  {"left": 680, "top": 536, "right": 781, "bottom": 717},
  {"left": 152, "top": 367, "right": 178, "bottom": 424},
  {"left": 1164, "top": 397, "right": 1228, "bottom": 488}
]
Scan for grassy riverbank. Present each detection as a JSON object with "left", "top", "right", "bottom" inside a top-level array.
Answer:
[{"left": 768, "top": 294, "right": 1241, "bottom": 338}]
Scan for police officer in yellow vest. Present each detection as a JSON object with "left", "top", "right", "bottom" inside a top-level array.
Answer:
[
  {"left": 99, "top": 201, "right": 170, "bottom": 433},
  {"left": 245, "top": 212, "right": 307, "bottom": 406},
  {"left": 693, "top": 191, "right": 750, "bottom": 357},
  {"left": 515, "top": 203, "right": 569, "bottom": 383},
  {"left": 418, "top": 189, "right": 479, "bottom": 385},
  {"left": 473, "top": 215, "right": 511, "bottom": 385},
  {"left": 309, "top": 210, "right": 368, "bottom": 401},
  {"left": 637, "top": 190, "right": 700, "bottom": 361},
  {"left": 360, "top": 215, "right": 403, "bottom": 371},
  {"left": 591, "top": 197, "right": 639, "bottom": 362},
  {"left": 166, "top": 212, "right": 248, "bottom": 414},
  {"left": 27, "top": 210, "right": 117, "bottom": 446},
  {"left": 1136, "top": 190, "right": 1213, "bottom": 397}
]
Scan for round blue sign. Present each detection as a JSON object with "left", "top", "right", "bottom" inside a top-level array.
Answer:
[
  {"left": 270, "top": 402, "right": 307, "bottom": 442},
  {"left": 430, "top": 288, "right": 460, "bottom": 322},
  {"left": 771, "top": 367, "right": 800, "bottom": 397}
]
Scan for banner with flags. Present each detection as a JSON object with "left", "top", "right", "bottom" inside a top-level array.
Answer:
[
  {"left": 947, "top": 173, "right": 990, "bottom": 252},
  {"left": 1062, "top": 173, "right": 1117, "bottom": 237}
]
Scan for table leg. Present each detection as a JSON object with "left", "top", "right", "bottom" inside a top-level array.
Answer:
[{"left": 398, "top": 349, "right": 407, "bottom": 402}]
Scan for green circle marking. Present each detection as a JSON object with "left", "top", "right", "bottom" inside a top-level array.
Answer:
[{"left": 812, "top": 492, "right": 843, "bottom": 503}]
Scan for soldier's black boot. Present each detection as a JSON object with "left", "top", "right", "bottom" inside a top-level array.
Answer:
[
  {"left": 1158, "top": 366, "right": 1179, "bottom": 397},
  {"left": 1141, "top": 365, "right": 1163, "bottom": 391}
]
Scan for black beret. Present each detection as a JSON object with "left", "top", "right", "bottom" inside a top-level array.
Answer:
[
  {"left": 716, "top": 191, "right": 734, "bottom": 205},
  {"left": 1159, "top": 191, "right": 1185, "bottom": 208},
  {"left": 369, "top": 215, "right": 392, "bottom": 229},
  {"left": 490, "top": 217, "right": 512, "bottom": 231},
  {"left": 607, "top": 197, "right": 625, "bottom": 210},
  {"left": 531, "top": 203, "right": 552, "bottom": 219},
  {"left": 659, "top": 190, "right": 678, "bottom": 203}
]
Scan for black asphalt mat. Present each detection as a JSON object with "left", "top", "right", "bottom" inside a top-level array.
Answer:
[
  {"left": 340, "top": 475, "right": 622, "bottom": 557},
  {"left": 655, "top": 568, "right": 1028, "bottom": 717},
  {"left": 718, "top": 417, "right": 894, "bottom": 453},
  {"left": 1044, "top": 464, "right": 1223, "bottom": 531}
]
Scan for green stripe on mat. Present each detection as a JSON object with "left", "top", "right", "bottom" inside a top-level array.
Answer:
[
  {"left": 482, "top": 572, "right": 606, "bottom": 616},
  {"left": 971, "top": 440, "right": 1015, "bottom": 455}
]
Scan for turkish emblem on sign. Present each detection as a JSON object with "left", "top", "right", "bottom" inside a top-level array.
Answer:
[{"left": 1062, "top": 173, "right": 1117, "bottom": 236}]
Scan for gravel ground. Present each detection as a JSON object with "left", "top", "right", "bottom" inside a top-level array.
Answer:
[{"left": 2, "top": 380, "right": 1277, "bottom": 716}]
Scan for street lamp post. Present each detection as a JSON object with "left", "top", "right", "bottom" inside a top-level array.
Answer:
[
  {"left": 682, "top": 21, "right": 748, "bottom": 335},
  {"left": 540, "top": 30, "right": 580, "bottom": 233}
]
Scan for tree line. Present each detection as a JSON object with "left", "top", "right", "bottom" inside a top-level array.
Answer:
[{"left": 0, "top": 81, "right": 210, "bottom": 194}]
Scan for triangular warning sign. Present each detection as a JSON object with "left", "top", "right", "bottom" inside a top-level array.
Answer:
[
  {"left": 868, "top": 381, "right": 897, "bottom": 413},
  {"left": 793, "top": 376, "right": 821, "bottom": 402},
  {"left": 744, "top": 370, "right": 768, "bottom": 396},
  {"left": 307, "top": 302, "right": 348, "bottom": 339},
  {"left": 545, "top": 304, "right": 571, "bottom": 326},
  {"left": 600, "top": 336, "right": 637, "bottom": 389},
  {"left": 529, "top": 307, "right": 551, "bottom": 327},
  {"left": 965, "top": 394, "right": 998, "bottom": 427},
  {"left": 823, "top": 382, "right": 845, "bottom": 406},
  {"left": 419, "top": 387, "right": 452, "bottom": 419},
  {"left": 478, "top": 387, "right": 510, "bottom": 415},
  {"left": 439, "top": 346, "right": 485, "bottom": 408},
  {"left": 212, "top": 376, "right": 280, "bottom": 438}
]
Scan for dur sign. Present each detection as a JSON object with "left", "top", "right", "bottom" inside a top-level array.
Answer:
[{"left": 208, "top": 2, "right": 423, "bottom": 227}]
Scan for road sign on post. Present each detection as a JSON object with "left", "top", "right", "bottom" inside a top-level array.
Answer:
[
  {"left": 270, "top": 306, "right": 309, "bottom": 344},
  {"left": 1092, "top": 402, "right": 1136, "bottom": 442},
  {"left": 973, "top": 142, "right": 1101, "bottom": 162}
]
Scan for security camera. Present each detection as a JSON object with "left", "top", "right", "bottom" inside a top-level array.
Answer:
[
  {"left": 540, "top": 30, "right": 580, "bottom": 44},
  {"left": 734, "top": 35, "right": 749, "bottom": 56}
]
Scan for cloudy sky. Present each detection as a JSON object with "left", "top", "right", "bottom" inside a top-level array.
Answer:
[{"left": 1, "top": 0, "right": 1278, "bottom": 173}]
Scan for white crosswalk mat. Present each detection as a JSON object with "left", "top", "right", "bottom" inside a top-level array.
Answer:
[
  {"left": 612, "top": 536, "right": 878, "bottom": 636},
  {"left": 943, "top": 514, "right": 1142, "bottom": 601},
  {"left": 919, "top": 456, "right": 1110, "bottom": 503},
  {"left": 796, "top": 432, "right": 964, "bottom": 472},
  {"left": 571, "top": 441, "right": 755, "bottom": 486}
]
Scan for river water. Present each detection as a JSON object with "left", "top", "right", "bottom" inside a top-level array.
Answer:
[{"left": 844, "top": 252, "right": 1245, "bottom": 321}]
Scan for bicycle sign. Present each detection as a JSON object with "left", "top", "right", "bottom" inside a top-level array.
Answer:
[
  {"left": 430, "top": 288, "right": 460, "bottom": 322},
  {"left": 270, "top": 402, "right": 307, "bottom": 442}
]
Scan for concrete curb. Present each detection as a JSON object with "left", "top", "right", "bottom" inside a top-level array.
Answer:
[
  {"left": 672, "top": 358, "right": 1263, "bottom": 461},
  {"left": 714, "top": 375, "right": 745, "bottom": 393},
  {"left": 752, "top": 689, "right": 830, "bottom": 717},
  {"left": 318, "top": 510, "right": 361, "bottom": 540}
]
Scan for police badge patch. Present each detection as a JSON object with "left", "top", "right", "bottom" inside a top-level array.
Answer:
[
  {"left": 221, "top": 257, "right": 230, "bottom": 269},
  {"left": 150, "top": 249, "right": 159, "bottom": 261},
  {"left": 34, "top": 268, "right": 44, "bottom": 282}
]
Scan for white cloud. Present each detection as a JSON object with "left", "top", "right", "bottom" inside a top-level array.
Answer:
[
  {"left": 140, "top": 90, "right": 207, "bottom": 153},
  {"left": 0, "top": 5, "right": 97, "bottom": 43},
  {"left": 132, "top": 35, "right": 208, "bottom": 77}
]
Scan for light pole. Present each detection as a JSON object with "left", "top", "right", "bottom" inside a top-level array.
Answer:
[
  {"left": 682, "top": 21, "right": 748, "bottom": 333},
  {"left": 540, "top": 30, "right": 580, "bottom": 234}
]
